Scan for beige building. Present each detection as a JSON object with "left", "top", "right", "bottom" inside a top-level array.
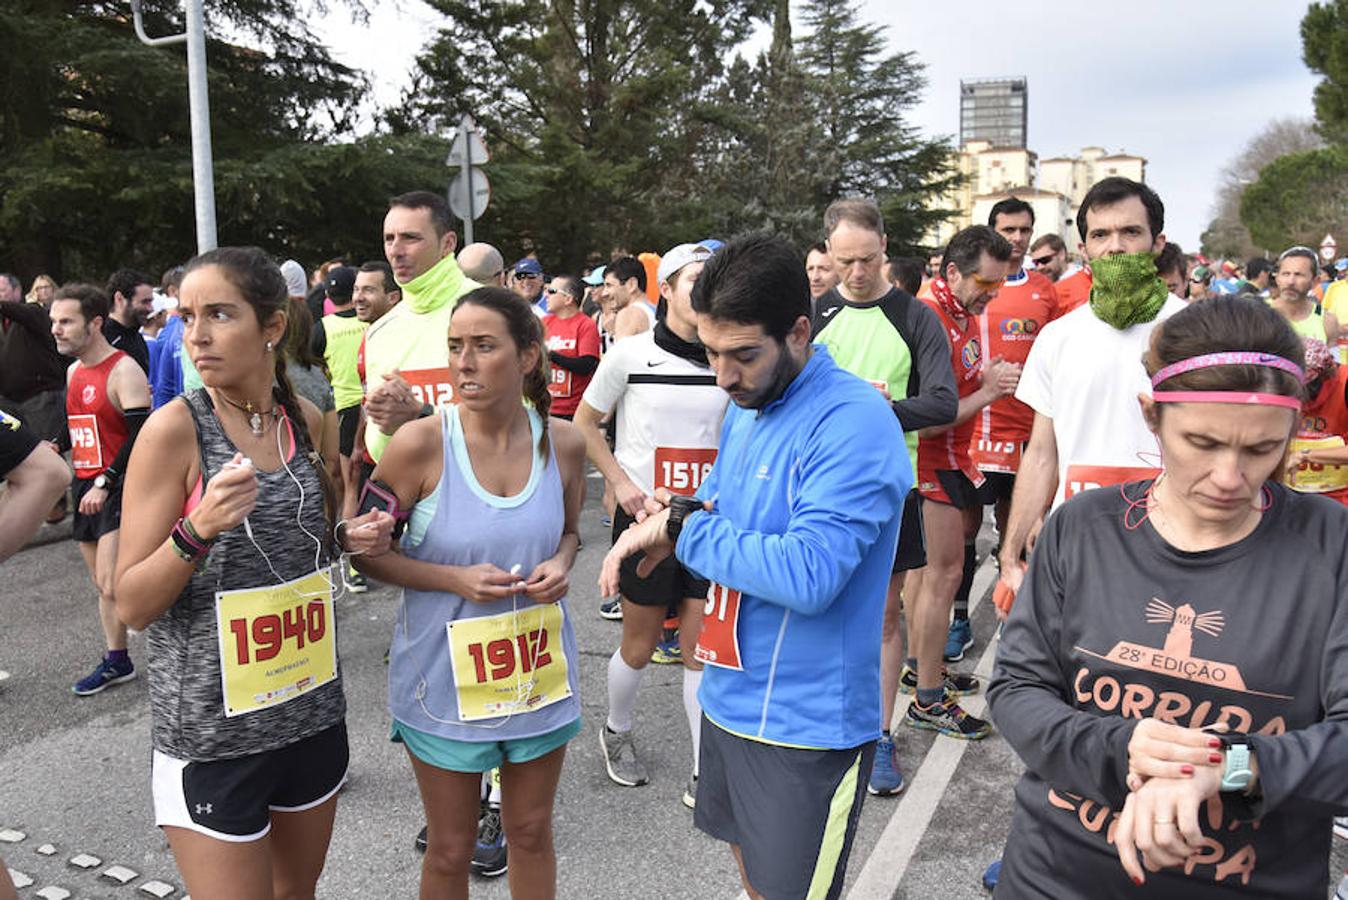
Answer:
[{"left": 927, "top": 143, "right": 1147, "bottom": 249}]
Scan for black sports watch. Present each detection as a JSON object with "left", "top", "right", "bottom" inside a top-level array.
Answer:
[{"left": 666, "top": 495, "right": 703, "bottom": 543}]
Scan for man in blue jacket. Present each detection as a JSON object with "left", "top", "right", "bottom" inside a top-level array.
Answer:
[{"left": 600, "top": 233, "right": 910, "bottom": 900}]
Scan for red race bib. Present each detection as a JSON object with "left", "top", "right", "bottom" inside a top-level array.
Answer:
[
  {"left": 653, "top": 447, "right": 716, "bottom": 497},
  {"left": 69, "top": 413, "right": 103, "bottom": 472},
  {"left": 548, "top": 366, "right": 573, "bottom": 399},
  {"left": 694, "top": 582, "right": 744, "bottom": 671},
  {"left": 1063, "top": 464, "right": 1160, "bottom": 499},
  {"left": 401, "top": 367, "right": 454, "bottom": 408}
]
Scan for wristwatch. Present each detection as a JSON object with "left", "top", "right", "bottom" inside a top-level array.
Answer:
[
  {"left": 1218, "top": 734, "right": 1255, "bottom": 793},
  {"left": 93, "top": 474, "right": 110, "bottom": 490},
  {"left": 666, "top": 495, "right": 703, "bottom": 543}
]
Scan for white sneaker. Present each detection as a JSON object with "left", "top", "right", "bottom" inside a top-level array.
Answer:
[{"left": 1334, "top": 816, "right": 1348, "bottom": 839}]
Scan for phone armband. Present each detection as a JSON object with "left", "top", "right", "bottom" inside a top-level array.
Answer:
[{"left": 357, "top": 478, "right": 409, "bottom": 539}]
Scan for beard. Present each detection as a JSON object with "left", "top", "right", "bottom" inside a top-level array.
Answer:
[{"left": 733, "top": 343, "right": 806, "bottom": 410}]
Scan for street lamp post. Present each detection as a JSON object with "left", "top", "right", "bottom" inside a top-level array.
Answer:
[{"left": 130, "top": 0, "right": 218, "bottom": 253}]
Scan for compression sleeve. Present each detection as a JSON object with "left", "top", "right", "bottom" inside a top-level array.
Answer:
[
  {"left": 103, "top": 407, "right": 150, "bottom": 484},
  {"left": 891, "top": 301, "right": 957, "bottom": 431},
  {"left": 549, "top": 351, "right": 599, "bottom": 376},
  {"left": 987, "top": 508, "right": 1135, "bottom": 805}
]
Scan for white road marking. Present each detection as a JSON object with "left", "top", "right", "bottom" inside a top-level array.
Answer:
[{"left": 846, "top": 556, "right": 1000, "bottom": 900}]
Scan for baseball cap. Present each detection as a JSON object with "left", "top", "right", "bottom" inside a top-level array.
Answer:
[
  {"left": 150, "top": 290, "right": 178, "bottom": 314},
  {"left": 280, "top": 259, "right": 307, "bottom": 298},
  {"left": 325, "top": 266, "right": 356, "bottom": 303},
  {"left": 698, "top": 238, "right": 724, "bottom": 252},
  {"left": 583, "top": 265, "right": 606, "bottom": 286},
  {"left": 657, "top": 243, "right": 713, "bottom": 285},
  {"left": 513, "top": 257, "right": 544, "bottom": 277},
  {"left": 1336, "top": 258, "right": 1348, "bottom": 272}
]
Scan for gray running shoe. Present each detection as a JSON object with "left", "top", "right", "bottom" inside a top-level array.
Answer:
[
  {"left": 682, "top": 775, "right": 697, "bottom": 809},
  {"left": 600, "top": 726, "right": 649, "bottom": 786}
]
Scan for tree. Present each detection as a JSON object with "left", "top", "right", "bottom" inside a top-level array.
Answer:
[
  {"left": 1200, "top": 118, "right": 1322, "bottom": 259},
  {"left": 1302, "top": 0, "right": 1348, "bottom": 144},
  {"left": 0, "top": 1, "right": 429, "bottom": 283},
  {"left": 394, "top": 0, "right": 772, "bottom": 272},
  {"left": 1239, "top": 145, "right": 1348, "bottom": 251}
]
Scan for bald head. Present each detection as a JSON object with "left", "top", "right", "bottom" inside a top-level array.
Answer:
[{"left": 458, "top": 243, "right": 505, "bottom": 285}]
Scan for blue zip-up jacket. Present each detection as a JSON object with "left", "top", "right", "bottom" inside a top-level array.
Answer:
[
  {"left": 151, "top": 314, "right": 184, "bottom": 409},
  {"left": 677, "top": 345, "right": 909, "bottom": 749}
]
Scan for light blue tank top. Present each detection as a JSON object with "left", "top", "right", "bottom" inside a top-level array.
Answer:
[{"left": 389, "top": 406, "right": 579, "bottom": 741}]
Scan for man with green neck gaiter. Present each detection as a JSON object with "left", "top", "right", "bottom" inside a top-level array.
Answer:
[
  {"left": 362, "top": 190, "right": 480, "bottom": 462},
  {"left": 994, "top": 176, "right": 1187, "bottom": 594}
]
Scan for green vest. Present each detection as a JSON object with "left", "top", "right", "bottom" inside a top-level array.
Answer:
[{"left": 321, "top": 311, "right": 368, "bottom": 410}]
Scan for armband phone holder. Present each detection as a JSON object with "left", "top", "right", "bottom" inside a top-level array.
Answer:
[{"left": 358, "top": 479, "right": 410, "bottom": 539}]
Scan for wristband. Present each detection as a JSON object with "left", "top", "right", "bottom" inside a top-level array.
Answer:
[
  {"left": 171, "top": 517, "right": 213, "bottom": 564},
  {"left": 181, "top": 515, "right": 211, "bottom": 545},
  {"left": 166, "top": 535, "right": 196, "bottom": 564},
  {"left": 419, "top": 403, "right": 434, "bottom": 418},
  {"left": 1218, "top": 736, "right": 1255, "bottom": 793}
]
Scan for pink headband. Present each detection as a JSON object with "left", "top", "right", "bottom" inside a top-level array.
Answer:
[
  {"left": 1150, "top": 351, "right": 1305, "bottom": 388},
  {"left": 1150, "top": 352, "right": 1305, "bottom": 412}
]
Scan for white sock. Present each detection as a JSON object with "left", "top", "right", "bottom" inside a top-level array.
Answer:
[
  {"left": 487, "top": 768, "right": 501, "bottom": 808},
  {"left": 683, "top": 666, "right": 703, "bottom": 777},
  {"left": 606, "top": 649, "right": 643, "bottom": 734}
]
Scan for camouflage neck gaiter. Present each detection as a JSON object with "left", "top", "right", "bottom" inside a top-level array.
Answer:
[{"left": 1089, "top": 252, "right": 1168, "bottom": 330}]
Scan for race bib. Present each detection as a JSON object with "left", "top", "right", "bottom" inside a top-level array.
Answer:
[
  {"left": 971, "top": 437, "right": 1022, "bottom": 475},
  {"left": 402, "top": 367, "right": 454, "bottom": 408},
  {"left": 69, "top": 413, "right": 102, "bottom": 471},
  {"left": 215, "top": 569, "right": 336, "bottom": 718},
  {"left": 447, "top": 604, "right": 572, "bottom": 722},
  {"left": 548, "top": 365, "right": 573, "bottom": 399},
  {"left": 654, "top": 447, "right": 716, "bottom": 496},
  {"left": 1286, "top": 434, "right": 1348, "bottom": 494},
  {"left": 694, "top": 582, "right": 743, "bottom": 671},
  {"left": 1063, "top": 464, "right": 1161, "bottom": 499}
]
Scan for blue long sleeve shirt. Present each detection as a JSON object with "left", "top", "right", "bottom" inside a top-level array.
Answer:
[
  {"left": 676, "top": 345, "right": 909, "bottom": 749},
  {"left": 151, "top": 314, "right": 185, "bottom": 409}
]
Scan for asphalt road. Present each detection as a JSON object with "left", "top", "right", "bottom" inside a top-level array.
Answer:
[{"left": 1, "top": 488, "right": 1345, "bottom": 898}]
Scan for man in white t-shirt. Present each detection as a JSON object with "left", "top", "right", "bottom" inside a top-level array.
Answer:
[
  {"left": 998, "top": 177, "right": 1187, "bottom": 594},
  {"left": 575, "top": 243, "right": 729, "bottom": 806}
]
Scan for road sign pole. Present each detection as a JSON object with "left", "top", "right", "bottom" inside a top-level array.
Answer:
[{"left": 463, "top": 127, "right": 474, "bottom": 245}]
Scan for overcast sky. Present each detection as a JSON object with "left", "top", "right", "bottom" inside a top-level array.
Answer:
[{"left": 315, "top": 0, "right": 1322, "bottom": 249}]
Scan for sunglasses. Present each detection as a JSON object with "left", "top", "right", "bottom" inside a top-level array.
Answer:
[
  {"left": 545, "top": 287, "right": 575, "bottom": 297},
  {"left": 1030, "top": 254, "right": 1057, "bottom": 266},
  {"left": 971, "top": 275, "right": 1005, "bottom": 289},
  {"left": 515, "top": 271, "right": 541, "bottom": 279}
]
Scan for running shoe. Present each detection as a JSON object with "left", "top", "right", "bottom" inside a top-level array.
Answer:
[
  {"left": 943, "top": 619, "right": 974, "bottom": 662},
  {"left": 600, "top": 727, "right": 649, "bottom": 786},
  {"left": 982, "top": 860, "right": 1001, "bottom": 891},
  {"left": 867, "top": 734, "right": 906, "bottom": 796},
  {"left": 904, "top": 697, "right": 992, "bottom": 740},
  {"left": 1335, "top": 816, "right": 1348, "bottom": 840},
  {"left": 414, "top": 825, "right": 428, "bottom": 853},
  {"left": 599, "top": 597, "right": 623, "bottom": 620},
  {"left": 471, "top": 806, "right": 507, "bottom": 877},
  {"left": 898, "top": 664, "right": 979, "bottom": 696},
  {"left": 0, "top": 669, "right": 9, "bottom": 684},
  {"left": 650, "top": 636, "right": 681, "bottom": 664},
  {"left": 682, "top": 775, "right": 698, "bottom": 810},
  {"left": 600, "top": 513, "right": 613, "bottom": 528},
  {"left": 346, "top": 566, "right": 368, "bottom": 595},
  {"left": 72, "top": 656, "right": 136, "bottom": 696}
]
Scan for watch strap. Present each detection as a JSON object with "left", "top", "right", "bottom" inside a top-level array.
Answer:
[{"left": 1220, "top": 741, "right": 1254, "bottom": 792}]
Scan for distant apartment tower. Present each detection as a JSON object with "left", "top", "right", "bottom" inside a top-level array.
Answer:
[{"left": 960, "top": 77, "right": 1028, "bottom": 148}]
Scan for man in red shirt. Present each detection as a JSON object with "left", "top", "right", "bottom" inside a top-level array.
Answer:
[
  {"left": 1030, "top": 233, "right": 1091, "bottom": 314},
  {"left": 51, "top": 283, "right": 151, "bottom": 696},
  {"left": 958, "top": 200, "right": 1061, "bottom": 662},
  {"left": 543, "top": 274, "right": 602, "bottom": 420},
  {"left": 907, "top": 226, "right": 1018, "bottom": 740}
]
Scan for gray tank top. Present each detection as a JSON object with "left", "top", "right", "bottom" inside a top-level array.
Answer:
[
  {"left": 389, "top": 406, "right": 580, "bottom": 740},
  {"left": 145, "top": 389, "right": 346, "bottom": 760}
]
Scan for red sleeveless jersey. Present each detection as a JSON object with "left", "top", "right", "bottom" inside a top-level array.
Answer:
[
  {"left": 971, "top": 269, "right": 1060, "bottom": 471},
  {"left": 67, "top": 350, "right": 129, "bottom": 479},
  {"left": 918, "top": 284, "right": 982, "bottom": 480}
]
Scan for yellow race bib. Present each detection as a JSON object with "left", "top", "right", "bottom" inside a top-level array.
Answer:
[
  {"left": 1287, "top": 434, "right": 1348, "bottom": 494},
  {"left": 447, "top": 605, "right": 572, "bottom": 722},
  {"left": 215, "top": 570, "right": 337, "bottom": 718}
]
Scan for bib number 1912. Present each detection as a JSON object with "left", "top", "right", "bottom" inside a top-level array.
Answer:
[{"left": 466, "top": 629, "right": 552, "bottom": 683}]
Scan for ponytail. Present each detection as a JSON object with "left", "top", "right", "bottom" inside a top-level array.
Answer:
[
  {"left": 273, "top": 349, "right": 338, "bottom": 549},
  {"left": 523, "top": 348, "right": 552, "bottom": 458}
]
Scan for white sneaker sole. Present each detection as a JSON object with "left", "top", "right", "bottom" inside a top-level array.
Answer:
[{"left": 599, "top": 730, "right": 648, "bottom": 787}]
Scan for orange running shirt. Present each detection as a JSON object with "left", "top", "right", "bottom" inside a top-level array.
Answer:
[
  {"left": 918, "top": 287, "right": 982, "bottom": 478},
  {"left": 971, "top": 270, "right": 1060, "bottom": 471},
  {"left": 1055, "top": 267, "right": 1092, "bottom": 315}
]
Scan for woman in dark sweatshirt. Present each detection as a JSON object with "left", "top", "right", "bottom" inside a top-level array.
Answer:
[{"left": 990, "top": 295, "right": 1348, "bottom": 898}]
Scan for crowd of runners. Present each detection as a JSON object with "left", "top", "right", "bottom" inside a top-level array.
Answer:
[{"left": 0, "top": 174, "right": 1347, "bottom": 899}]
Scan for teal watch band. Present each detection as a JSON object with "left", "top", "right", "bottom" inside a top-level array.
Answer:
[{"left": 1220, "top": 741, "right": 1254, "bottom": 793}]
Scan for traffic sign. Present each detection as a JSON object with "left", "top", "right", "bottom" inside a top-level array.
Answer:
[
  {"left": 449, "top": 167, "right": 490, "bottom": 222},
  {"left": 447, "top": 112, "right": 490, "bottom": 167}
]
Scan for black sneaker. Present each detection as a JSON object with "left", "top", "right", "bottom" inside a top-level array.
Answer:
[
  {"left": 471, "top": 806, "right": 507, "bottom": 877},
  {"left": 414, "top": 825, "right": 427, "bottom": 853},
  {"left": 897, "top": 664, "right": 979, "bottom": 697},
  {"left": 904, "top": 697, "right": 992, "bottom": 740},
  {"left": 599, "top": 596, "right": 623, "bottom": 621}
]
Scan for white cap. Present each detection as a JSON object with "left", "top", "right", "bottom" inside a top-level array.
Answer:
[
  {"left": 280, "top": 259, "right": 308, "bottom": 299},
  {"left": 657, "top": 243, "right": 712, "bottom": 285},
  {"left": 151, "top": 290, "right": 178, "bottom": 314}
]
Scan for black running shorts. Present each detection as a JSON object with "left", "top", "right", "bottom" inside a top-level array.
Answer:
[
  {"left": 612, "top": 506, "right": 710, "bottom": 607},
  {"left": 695, "top": 716, "right": 875, "bottom": 900},
  {"left": 976, "top": 470, "right": 1016, "bottom": 506},
  {"left": 71, "top": 477, "right": 122, "bottom": 543},
  {"left": 892, "top": 488, "right": 926, "bottom": 573},
  {"left": 337, "top": 405, "right": 360, "bottom": 457},
  {"left": 152, "top": 722, "right": 349, "bottom": 841}
]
